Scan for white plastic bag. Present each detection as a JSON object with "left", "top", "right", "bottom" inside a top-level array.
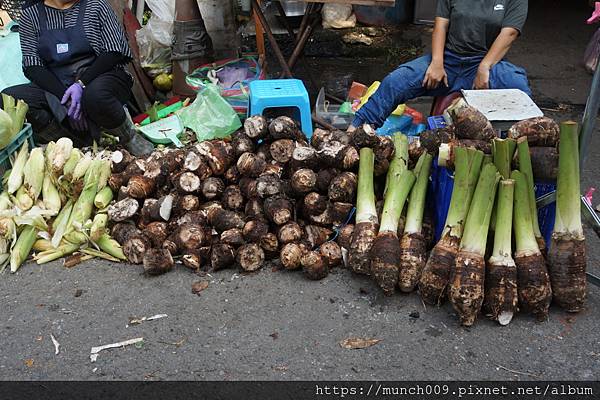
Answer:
[
  {"left": 136, "top": 0, "right": 176, "bottom": 77},
  {"left": 322, "top": 4, "right": 356, "bottom": 29}
]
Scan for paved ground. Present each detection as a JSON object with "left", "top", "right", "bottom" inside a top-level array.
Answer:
[{"left": 1, "top": 0, "right": 600, "bottom": 381}]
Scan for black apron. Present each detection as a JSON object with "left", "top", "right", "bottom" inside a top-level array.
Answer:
[{"left": 37, "top": 0, "right": 98, "bottom": 137}]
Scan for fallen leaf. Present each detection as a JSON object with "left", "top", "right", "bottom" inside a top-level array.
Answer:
[
  {"left": 192, "top": 281, "right": 209, "bottom": 295},
  {"left": 24, "top": 359, "right": 34, "bottom": 368},
  {"left": 74, "top": 289, "right": 83, "bottom": 297},
  {"left": 269, "top": 332, "right": 279, "bottom": 340},
  {"left": 35, "top": 336, "right": 43, "bottom": 341},
  {"left": 339, "top": 337, "right": 381, "bottom": 350},
  {"left": 273, "top": 365, "right": 288, "bottom": 371}
]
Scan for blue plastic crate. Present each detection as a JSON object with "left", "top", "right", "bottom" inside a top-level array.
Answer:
[
  {"left": 427, "top": 115, "right": 447, "bottom": 130},
  {"left": 0, "top": 123, "right": 35, "bottom": 190},
  {"left": 426, "top": 117, "right": 555, "bottom": 248}
]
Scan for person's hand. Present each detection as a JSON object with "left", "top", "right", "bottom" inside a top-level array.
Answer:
[
  {"left": 68, "top": 113, "right": 88, "bottom": 132},
  {"left": 474, "top": 63, "right": 491, "bottom": 90},
  {"left": 423, "top": 61, "right": 448, "bottom": 89},
  {"left": 61, "top": 82, "right": 84, "bottom": 120}
]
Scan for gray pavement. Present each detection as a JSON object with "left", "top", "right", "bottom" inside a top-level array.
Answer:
[{"left": 1, "top": 0, "right": 600, "bottom": 382}]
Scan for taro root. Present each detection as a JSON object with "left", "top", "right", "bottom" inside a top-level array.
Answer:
[
  {"left": 448, "top": 164, "right": 500, "bottom": 327},
  {"left": 270, "top": 139, "right": 295, "bottom": 163},
  {"left": 211, "top": 243, "right": 237, "bottom": 271},
  {"left": 236, "top": 243, "right": 265, "bottom": 271},
  {"left": 264, "top": 196, "right": 294, "bottom": 225},
  {"left": 111, "top": 149, "right": 134, "bottom": 173},
  {"left": 162, "top": 234, "right": 179, "bottom": 256},
  {"left": 419, "top": 147, "right": 484, "bottom": 305},
  {"left": 302, "top": 192, "right": 328, "bottom": 216},
  {"left": 122, "top": 159, "right": 146, "bottom": 181},
  {"left": 259, "top": 233, "right": 279, "bottom": 256},
  {"left": 351, "top": 124, "right": 379, "bottom": 148},
  {"left": 173, "top": 210, "right": 207, "bottom": 228},
  {"left": 207, "top": 208, "right": 245, "bottom": 232},
  {"left": 173, "top": 171, "right": 201, "bottom": 193},
  {"left": 277, "top": 222, "right": 304, "bottom": 244},
  {"left": 144, "top": 194, "right": 174, "bottom": 221},
  {"left": 318, "top": 141, "right": 359, "bottom": 170},
  {"left": 301, "top": 251, "right": 329, "bottom": 280},
  {"left": 514, "top": 146, "right": 559, "bottom": 182},
  {"left": 419, "top": 126, "right": 456, "bottom": 156},
  {"left": 304, "top": 225, "right": 332, "bottom": 248},
  {"left": 243, "top": 219, "right": 270, "bottom": 243},
  {"left": 174, "top": 224, "right": 209, "bottom": 251},
  {"left": 232, "top": 131, "right": 255, "bottom": 156},
  {"left": 176, "top": 194, "right": 201, "bottom": 214},
  {"left": 224, "top": 165, "right": 241, "bottom": 184},
  {"left": 143, "top": 249, "right": 174, "bottom": 276},
  {"left": 316, "top": 168, "right": 341, "bottom": 193},
  {"left": 182, "top": 250, "right": 203, "bottom": 271},
  {"left": 237, "top": 152, "right": 267, "bottom": 178},
  {"left": 448, "top": 103, "right": 496, "bottom": 141},
  {"left": 336, "top": 224, "right": 354, "bottom": 250},
  {"left": 256, "top": 173, "right": 285, "bottom": 198},
  {"left": 373, "top": 135, "right": 396, "bottom": 176},
  {"left": 245, "top": 198, "right": 265, "bottom": 219},
  {"left": 255, "top": 142, "right": 273, "bottom": 161},
  {"left": 319, "top": 241, "right": 342, "bottom": 268},
  {"left": 201, "top": 177, "right": 225, "bottom": 200},
  {"left": 195, "top": 140, "right": 233, "bottom": 176},
  {"left": 108, "top": 173, "right": 128, "bottom": 193},
  {"left": 239, "top": 177, "right": 258, "bottom": 199},
  {"left": 507, "top": 116, "right": 559, "bottom": 147},
  {"left": 280, "top": 242, "right": 306, "bottom": 270},
  {"left": 512, "top": 170, "right": 552, "bottom": 321},
  {"left": 220, "top": 228, "right": 245, "bottom": 247},
  {"left": 310, "top": 128, "right": 350, "bottom": 150},
  {"left": 330, "top": 202, "right": 354, "bottom": 226},
  {"left": 398, "top": 153, "right": 433, "bottom": 293},
  {"left": 222, "top": 185, "right": 244, "bottom": 210},
  {"left": 370, "top": 134, "right": 415, "bottom": 295},
  {"left": 244, "top": 115, "right": 268, "bottom": 140},
  {"left": 108, "top": 198, "right": 139, "bottom": 222},
  {"left": 291, "top": 168, "right": 317, "bottom": 194},
  {"left": 263, "top": 162, "right": 285, "bottom": 177},
  {"left": 328, "top": 172, "right": 357, "bottom": 203},
  {"left": 548, "top": 122, "right": 586, "bottom": 313},
  {"left": 484, "top": 180, "right": 518, "bottom": 325},
  {"left": 269, "top": 116, "right": 302, "bottom": 140},
  {"left": 123, "top": 233, "right": 152, "bottom": 264},
  {"left": 289, "top": 145, "right": 319, "bottom": 172},
  {"left": 143, "top": 221, "right": 169, "bottom": 248},
  {"left": 111, "top": 223, "right": 140, "bottom": 245}
]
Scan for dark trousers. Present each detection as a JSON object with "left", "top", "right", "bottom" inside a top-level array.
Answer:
[{"left": 1, "top": 69, "right": 132, "bottom": 145}]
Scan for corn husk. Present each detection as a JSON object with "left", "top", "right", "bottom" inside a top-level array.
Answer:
[
  {"left": 7, "top": 141, "right": 29, "bottom": 194},
  {"left": 95, "top": 233, "right": 126, "bottom": 260},
  {"left": 42, "top": 171, "right": 61, "bottom": 215},
  {"left": 15, "top": 186, "right": 33, "bottom": 211},
  {"left": 94, "top": 186, "right": 113, "bottom": 209},
  {"left": 90, "top": 213, "right": 107, "bottom": 242},
  {"left": 51, "top": 137, "right": 73, "bottom": 174},
  {"left": 23, "top": 147, "right": 45, "bottom": 201},
  {"left": 62, "top": 148, "right": 82, "bottom": 179},
  {"left": 10, "top": 225, "right": 37, "bottom": 272},
  {"left": 71, "top": 153, "right": 92, "bottom": 182}
]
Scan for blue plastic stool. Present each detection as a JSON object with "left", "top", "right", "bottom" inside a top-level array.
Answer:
[{"left": 249, "top": 79, "right": 313, "bottom": 138}]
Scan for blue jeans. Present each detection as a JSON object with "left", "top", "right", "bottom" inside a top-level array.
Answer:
[{"left": 353, "top": 50, "right": 532, "bottom": 128}]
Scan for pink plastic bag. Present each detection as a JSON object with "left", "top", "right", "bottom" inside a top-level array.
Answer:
[{"left": 584, "top": 28, "right": 600, "bottom": 73}]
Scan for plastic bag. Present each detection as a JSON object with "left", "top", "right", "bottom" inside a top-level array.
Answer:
[
  {"left": 322, "top": 4, "right": 356, "bottom": 29},
  {"left": 136, "top": 0, "right": 175, "bottom": 77},
  {"left": 0, "top": 23, "right": 30, "bottom": 91},
  {"left": 177, "top": 84, "right": 242, "bottom": 141},
  {"left": 584, "top": 27, "right": 600, "bottom": 73}
]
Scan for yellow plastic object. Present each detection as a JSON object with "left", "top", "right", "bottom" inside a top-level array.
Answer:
[{"left": 357, "top": 81, "right": 406, "bottom": 116}]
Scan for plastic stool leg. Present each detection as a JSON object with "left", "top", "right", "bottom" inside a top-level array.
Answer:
[{"left": 299, "top": 107, "right": 313, "bottom": 139}]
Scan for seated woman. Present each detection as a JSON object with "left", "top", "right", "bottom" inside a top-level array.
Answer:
[
  {"left": 351, "top": 0, "right": 530, "bottom": 130},
  {"left": 1, "top": 0, "right": 153, "bottom": 155}
]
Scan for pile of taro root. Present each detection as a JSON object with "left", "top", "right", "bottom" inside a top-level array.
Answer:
[{"left": 106, "top": 116, "right": 404, "bottom": 279}]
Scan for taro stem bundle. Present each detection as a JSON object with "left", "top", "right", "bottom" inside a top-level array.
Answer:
[
  {"left": 348, "top": 147, "right": 378, "bottom": 275},
  {"left": 398, "top": 151, "right": 433, "bottom": 292},
  {"left": 512, "top": 170, "right": 552, "bottom": 321},
  {"left": 484, "top": 179, "right": 518, "bottom": 325},
  {"left": 418, "top": 147, "right": 484, "bottom": 305},
  {"left": 548, "top": 121, "right": 587, "bottom": 312},
  {"left": 370, "top": 134, "right": 415, "bottom": 295},
  {"left": 517, "top": 137, "right": 545, "bottom": 251},
  {"left": 449, "top": 163, "right": 500, "bottom": 326}
]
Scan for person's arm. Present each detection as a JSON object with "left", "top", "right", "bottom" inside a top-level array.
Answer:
[
  {"left": 473, "top": 27, "right": 520, "bottom": 89},
  {"left": 23, "top": 66, "right": 67, "bottom": 98},
  {"left": 78, "top": 51, "right": 127, "bottom": 85},
  {"left": 423, "top": 17, "right": 450, "bottom": 89}
]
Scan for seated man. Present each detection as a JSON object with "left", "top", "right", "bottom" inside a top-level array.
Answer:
[{"left": 350, "top": 0, "right": 530, "bottom": 130}]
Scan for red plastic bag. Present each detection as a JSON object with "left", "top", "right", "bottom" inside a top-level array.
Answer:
[{"left": 584, "top": 27, "right": 600, "bottom": 73}]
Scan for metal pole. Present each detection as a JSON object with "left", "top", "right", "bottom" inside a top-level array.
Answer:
[
  {"left": 251, "top": 0, "right": 293, "bottom": 78},
  {"left": 579, "top": 61, "right": 600, "bottom": 169}
]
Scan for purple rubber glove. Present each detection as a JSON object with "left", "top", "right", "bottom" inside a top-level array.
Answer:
[{"left": 61, "top": 82, "right": 84, "bottom": 120}]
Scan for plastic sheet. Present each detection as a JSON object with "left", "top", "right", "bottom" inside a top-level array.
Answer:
[{"left": 135, "top": 0, "right": 175, "bottom": 77}]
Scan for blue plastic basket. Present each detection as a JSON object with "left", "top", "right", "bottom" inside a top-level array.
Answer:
[
  {"left": 426, "top": 118, "right": 555, "bottom": 248},
  {"left": 0, "top": 123, "right": 35, "bottom": 190}
]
